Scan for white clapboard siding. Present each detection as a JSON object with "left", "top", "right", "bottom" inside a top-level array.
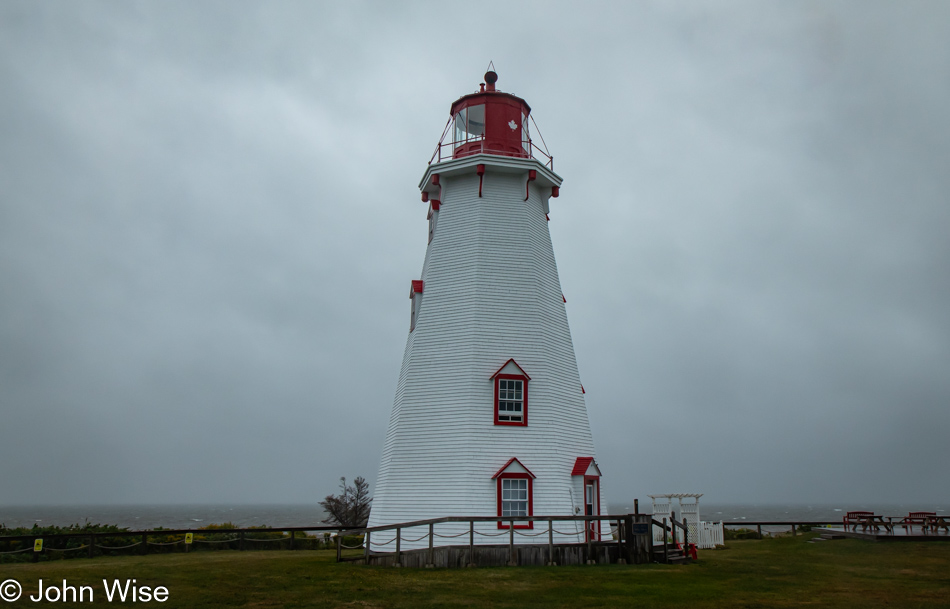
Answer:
[{"left": 369, "top": 159, "right": 605, "bottom": 550}]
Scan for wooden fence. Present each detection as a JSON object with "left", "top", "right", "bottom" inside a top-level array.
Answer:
[
  {"left": 0, "top": 526, "right": 342, "bottom": 563},
  {"left": 0, "top": 518, "right": 842, "bottom": 566}
]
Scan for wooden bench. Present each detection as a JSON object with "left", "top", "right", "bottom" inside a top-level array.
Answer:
[
  {"left": 901, "top": 512, "right": 936, "bottom": 530},
  {"left": 843, "top": 511, "right": 874, "bottom": 530}
]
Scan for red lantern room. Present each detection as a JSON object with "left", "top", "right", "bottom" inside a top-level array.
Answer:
[{"left": 430, "top": 69, "right": 552, "bottom": 168}]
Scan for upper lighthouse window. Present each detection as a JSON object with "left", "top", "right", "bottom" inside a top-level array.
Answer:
[
  {"left": 490, "top": 359, "right": 530, "bottom": 427},
  {"left": 454, "top": 104, "right": 485, "bottom": 144}
]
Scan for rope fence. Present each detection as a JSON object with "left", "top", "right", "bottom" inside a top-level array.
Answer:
[
  {"left": 0, "top": 525, "right": 345, "bottom": 564},
  {"left": 98, "top": 542, "right": 142, "bottom": 550}
]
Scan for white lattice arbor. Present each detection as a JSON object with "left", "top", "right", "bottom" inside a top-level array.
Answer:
[{"left": 650, "top": 493, "right": 723, "bottom": 549}]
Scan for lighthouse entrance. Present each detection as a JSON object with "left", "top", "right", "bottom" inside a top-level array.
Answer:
[{"left": 585, "top": 479, "right": 601, "bottom": 541}]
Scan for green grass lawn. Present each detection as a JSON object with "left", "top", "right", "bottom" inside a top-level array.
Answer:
[{"left": 2, "top": 534, "right": 948, "bottom": 608}]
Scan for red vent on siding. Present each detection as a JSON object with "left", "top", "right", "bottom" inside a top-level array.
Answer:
[{"left": 409, "top": 280, "right": 424, "bottom": 298}]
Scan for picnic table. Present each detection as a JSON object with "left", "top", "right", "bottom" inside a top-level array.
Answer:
[
  {"left": 852, "top": 514, "right": 893, "bottom": 532},
  {"left": 926, "top": 515, "right": 949, "bottom": 532}
]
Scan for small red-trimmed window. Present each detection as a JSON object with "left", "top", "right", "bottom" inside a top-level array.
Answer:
[
  {"left": 427, "top": 200, "right": 440, "bottom": 244},
  {"left": 490, "top": 359, "right": 530, "bottom": 426},
  {"left": 493, "top": 458, "right": 535, "bottom": 529},
  {"left": 409, "top": 280, "right": 423, "bottom": 332}
]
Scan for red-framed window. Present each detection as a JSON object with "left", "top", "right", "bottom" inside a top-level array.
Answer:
[
  {"left": 492, "top": 457, "right": 535, "bottom": 529},
  {"left": 491, "top": 359, "right": 530, "bottom": 426},
  {"left": 496, "top": 473, "right": 533, "bottom": 529},
  {"left": 409, "top": 280, "right": 423, "bottom": 332}
]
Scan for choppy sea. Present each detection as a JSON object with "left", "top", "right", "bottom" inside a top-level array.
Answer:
[{"left": 1, "top": 503, "right": 946, "bottom": 532}]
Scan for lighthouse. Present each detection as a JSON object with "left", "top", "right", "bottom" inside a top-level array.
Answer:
[{"left": 368, "top": 70, "right": 603, "bottom": 549}]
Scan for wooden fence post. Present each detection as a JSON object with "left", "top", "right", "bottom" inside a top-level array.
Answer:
[
  {"left": 548, "top": 520, "right": 555, "bottom": 566},
  {"left": 616, "top": 519, "right": 625, "bottom": 564},
  {"left": 662, "top": 518, "right": 668, "bottom": 564},
  {"left": 395, "top": 528, "right": 401, "bottom": 567},
  {"left": 88, "top": 535, "right": 95, "bottom": 558},
  {"left": 623, "top": 515, "right": 635, "bottom": 564},
  {"left": 586, "top": 519, "right": 594, "bottom": 565},
  {"left": 141, "top": 533, "right": 148, "bottom": 555},
  {"left": 290, "top": 530, "right": 295, "bottom": 551},
  {"left": 647, "top": 517, "right": 655, "bottom": 564},
  {"left": 426, "top": 523, "right": 434, "bottom": 568},
  {"left": 468, "top": 521, "right": 475, "bottom": 568},
  {"left": 239, "top": 531, "right": 245, "bottom": 551},
  {"left": 757, "top": 524, "right": 762, "bottom": 539},
  {"left": 508, "top": 521, "right": 516, "bottom": 566},
  {"left": 683, "top": 518, "right": 690, "bottom": 561},
  {"left": 335, "top": 533, "right": 341, "bottom": 562}
]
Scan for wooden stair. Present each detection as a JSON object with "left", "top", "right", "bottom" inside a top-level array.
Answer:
[{"left": 653, "top": 544, "right": 690, "bottom": 564}]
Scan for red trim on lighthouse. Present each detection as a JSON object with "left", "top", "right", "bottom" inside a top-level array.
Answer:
[
  {"left": 551, "top": 186, "right": 559, "bottom": 198},
  {"left": 431, "top": 174, "right": 440, "bottom": 186},
  {"left": 525, "top": 169, "right": 536, "bottom": 201},
  {"left": 491, "top": 457, "right": 536, "bottom": 480},
  {"left": 421, "top": 192, "right": 429, "bottom": 203},
  {"left": 562, "top": 294, "right": 566, "bottom": 303},
  {"left": 489, "top": 358, "right": 531, "bottom": 380},
  {"left": 430, "top": 200, "right": 440, "bottom": 211},
  {"left": 410, "top": 280, "right": 424, "bottom": 297},
  {"left": 571, "top": 457, "right": 594, "bottom": 476},
  {"left": 494, "top": 374, "right": 528, "bottom": 426},
  {"left": 477, "top": 164, "right": 485, "bottom": 198}
]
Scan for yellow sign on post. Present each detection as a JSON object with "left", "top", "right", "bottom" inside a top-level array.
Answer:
[
  {"left": 34, "top": 538, "right": 43, "bottom": 552},
  {"left": 184, "top": 533, "right": 193, "bottom": 545}
]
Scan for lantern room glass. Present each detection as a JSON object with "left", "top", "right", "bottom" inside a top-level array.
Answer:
[{"left": 453, "top": 104, "right": 485, "bottom": 145}]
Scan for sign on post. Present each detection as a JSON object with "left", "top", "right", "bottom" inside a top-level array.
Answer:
[
  {"left": 632, "top": 523, "right": 650, "bottom": 536},
  {"left": 184, "top": 533, "right": 194, "bottom": 545},
  {"left": 34, "top": 538, "right": 43, "bottom": 552}
]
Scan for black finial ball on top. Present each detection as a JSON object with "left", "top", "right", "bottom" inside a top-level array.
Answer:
[{"left": 484, "top": 71, "right": 498, "bottom": 85}]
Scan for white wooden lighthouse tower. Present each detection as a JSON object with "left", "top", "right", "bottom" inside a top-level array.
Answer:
[{"left": 368, "top": 70, "right": 603, "bottom": 549}]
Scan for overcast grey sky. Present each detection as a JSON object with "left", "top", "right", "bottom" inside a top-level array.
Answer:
[{"left": 2, "top": 1, "right": 948, "bottom": 508}]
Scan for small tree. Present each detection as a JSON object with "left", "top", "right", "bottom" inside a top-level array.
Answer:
[{"left": 320, "top": 476, "right": 372, "bottom": 527}]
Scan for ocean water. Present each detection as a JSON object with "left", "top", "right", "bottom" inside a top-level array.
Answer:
[
  {"left": 0, "top": 505, "right": 327, "bottom": 531},
  {"left": 2, "top": 502, "right": 946, "bottom": 532}
]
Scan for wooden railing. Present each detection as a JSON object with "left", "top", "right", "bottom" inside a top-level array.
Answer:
[
  {"left": 721, "top": 521, "right": 841, "bottom": 538},
  {"left": 336, "top": 514, "right": 691, "bottom": 566}
]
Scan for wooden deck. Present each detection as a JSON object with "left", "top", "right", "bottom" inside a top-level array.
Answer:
[{"left": 818, "top": 527, "right": 950, "bottom": 542}]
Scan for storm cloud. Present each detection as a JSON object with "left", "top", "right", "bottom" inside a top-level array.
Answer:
[{"left": 1, "top": 1, "right": 948, "bottom": 507}]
